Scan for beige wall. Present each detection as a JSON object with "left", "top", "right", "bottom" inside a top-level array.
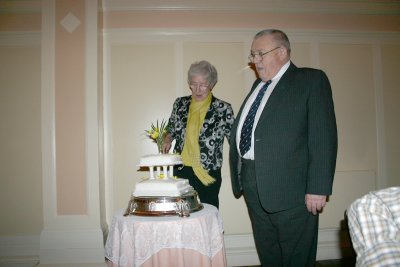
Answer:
[
  {"left": 105, "top": 32, "right": 399, "bottom": 233},
  {"left": 382, "top": 44, "right": 400, "bottom": 187},
  {"left": 0, "top": 46, "right": 42, "bottom": 235},
  {"left": 0, "top": 0, "right": 399, "bottom": 262}
]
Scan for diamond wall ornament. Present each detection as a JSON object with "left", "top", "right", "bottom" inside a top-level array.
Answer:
[{"left": 60, "top": 12, "right": 81, "bottom": 33}]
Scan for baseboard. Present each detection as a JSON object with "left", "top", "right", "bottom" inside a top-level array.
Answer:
[
  {"left": 0, "top": 235, "right": 40, "bottom": 257},
  {"left": 0, "top": 231, "right": 107, "bottom": 264},
  {"left": 224, "top": 228, "right": 345, "bottom": 266},
  {"left": 0, "top": 228, "right": 345, "bottom": 266},
  {"left": 224, "top": 234, "right": 260, "bottom": 266},
  {"left": 40, "top": 229, "right": 105, "bottom": 264},
  {"left": 0, "top": 256, "right": 39, "bottom": 267},
  {"left": 317, "top": 228, "right": 344, "bottom": 260}
]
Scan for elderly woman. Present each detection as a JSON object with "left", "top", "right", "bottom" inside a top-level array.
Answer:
[{"left": 163, "top": 60, "right": 234, "bottom": 208}]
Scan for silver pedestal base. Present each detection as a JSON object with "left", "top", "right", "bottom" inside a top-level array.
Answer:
[{"left": 124, "top": 192, "right": 203, "bottom": 217}]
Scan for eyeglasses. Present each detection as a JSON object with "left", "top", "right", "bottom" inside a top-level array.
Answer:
[
  {"left": 248, "top": 47, "right": 281, "bottom": 62},
  {"left": 189, "top": 83, "right": 210, "bottom": 90}
]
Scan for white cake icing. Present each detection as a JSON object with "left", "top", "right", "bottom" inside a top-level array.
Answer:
[
  {"left": 133, "top": 153, "right": 194, "bottom": 197},
  {"left": 133, "top": 178, "right": 194, "bottom": 197},
  {"left": 139, "top": 154, "right": 183, "bottom": 180},
  {"left": 139, "top": 154, "right": 182, "bottom": 167}
]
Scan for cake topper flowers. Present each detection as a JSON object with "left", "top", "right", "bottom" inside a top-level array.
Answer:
[{"left": 145, "top": 119, "right": 169, "bottom": 154}]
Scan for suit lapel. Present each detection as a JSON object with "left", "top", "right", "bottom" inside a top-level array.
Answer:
[
  {"left": 231, "top": 80, "right": 263, "bottom": 138},
  {"left": 232, "top": 63, "right": 298, "bottom": 139},
  {"left": 257, "top": 63, "right": 298, "bottom": 125}
]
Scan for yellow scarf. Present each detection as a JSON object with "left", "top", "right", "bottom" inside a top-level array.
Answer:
[{"left": 181, "top": 93, "right": 215, "bottom": 186}]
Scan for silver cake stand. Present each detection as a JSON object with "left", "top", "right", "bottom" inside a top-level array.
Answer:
[{"left": 124, "top": 191, "right": 203, "bottom": 217}]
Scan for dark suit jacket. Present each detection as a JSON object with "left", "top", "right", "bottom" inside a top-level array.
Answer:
[{"left": 229, "top": 62, "right": 338, "bottom": 213}]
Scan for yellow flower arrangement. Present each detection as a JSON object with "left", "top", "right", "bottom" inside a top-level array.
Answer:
[{"left": 145, "top": 119, "right": 169, "bottom": 153}]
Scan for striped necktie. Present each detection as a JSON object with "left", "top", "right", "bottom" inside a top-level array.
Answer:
[{"left": 239, "top": 80, "right": 272, "bottom": 156}]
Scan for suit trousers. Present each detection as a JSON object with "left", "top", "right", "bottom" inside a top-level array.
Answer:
[{"left": 241, "top": 158, "right": 319, "bottom": 267}]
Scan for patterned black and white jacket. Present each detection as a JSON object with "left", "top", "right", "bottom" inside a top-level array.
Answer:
[{"left": 168, "top": 95, "right": 234, "bottom": 171}]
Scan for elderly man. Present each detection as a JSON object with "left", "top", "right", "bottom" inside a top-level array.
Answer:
[{"left": 229, "top": 29, "right": 338, "bottom": 266}]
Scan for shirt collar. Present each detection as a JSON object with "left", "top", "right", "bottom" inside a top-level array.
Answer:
[{"left": 270, "top": 60, "right": 290, "bottom": 82}]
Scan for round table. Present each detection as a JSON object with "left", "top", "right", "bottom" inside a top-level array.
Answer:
[{"left": 105, "top": 203, "right": 227, "bottom": 267}]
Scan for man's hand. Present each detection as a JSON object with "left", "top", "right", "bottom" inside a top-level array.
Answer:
[{"left": 305, "top": 194, "right": 327, "bottom": 215}]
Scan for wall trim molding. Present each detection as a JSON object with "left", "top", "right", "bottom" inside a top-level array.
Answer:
[
  {"left": 39, "top": 229, "right": 105, "bottom": 264},
  {"left": 0, "top": 235, "right": 40, "bottom": 257},
  {"left": 224, "top": 234, "right": 260, "bottom": 266},
  {"left": 0, "top": 229, "right": 346, "bottom": 265},
  {"left": 224, "top": 228, "right": 348, "bottom": 266},
  {"left": 372, "top": 44, "right": 387, "bottom": 189},
  {"left": 1, "top": 28, "right": 399, "bottom": 47},
  {"left": 38, "top": 1, "right": 105, "bottom": 264},
  {"left": 103, "top": 28, "right": 400, "bottom": 44},
  {"left": 101, "top": 0, "right": 400, "bottom": 15},
  {"left": 1, "top": 0, "right": 391, "bottom": 16}
]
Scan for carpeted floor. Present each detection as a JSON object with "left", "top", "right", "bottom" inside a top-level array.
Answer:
[
  {"left": 316, "top": 257, "right": 356, "bottom": 266},
  {"left": 236, "top": 257, "right": 356, "bottom": 267}
]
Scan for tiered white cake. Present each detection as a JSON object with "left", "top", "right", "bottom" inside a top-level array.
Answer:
[
  {"left": 124, "top": 153, "right": 202, "bottom": 217},
  {"left": 133, "top": 154, "right": 194, "bottom": 197}
]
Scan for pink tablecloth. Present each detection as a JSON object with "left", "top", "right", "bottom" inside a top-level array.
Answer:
[{"left": 105, "top": 204, "right": 226, "bottom": 267}]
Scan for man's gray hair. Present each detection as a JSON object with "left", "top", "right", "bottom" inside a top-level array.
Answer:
[{"left": 254, "top": 29, "right": 291, "bottom": 54}]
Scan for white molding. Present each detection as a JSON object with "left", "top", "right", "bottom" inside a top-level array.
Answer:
[
  {"left": 103, "top": 23, "right": 114, "bottom": 224},
  {"left": 41, "top": 0, "right": 97, "bottom": 230},
  {"left": 224, "top": 234, "right": 260, "bottom": 266},
  {"left": 0, "top": 230, "right": 344, "bottom": 265},
  {"left": 40, "top": 230, "right": 104, "bottom": 264},
  {"left": 101, "top": 0, "right": 400, "bottom": 15},
  {"left": 41, "top": 0, "right": 57, "bottom": 226},
  {"left": 3, "top": 29, "right": 398, "bottom": 48},
  {"left": 0, "top": 236, "right": 40, "bottom": 257},
  {"left": 3, "top": 0, "right": 399, "bottom": 15},
  {"left": 103, "top": 28, "right": 400, "bottom": 45},
  {"left": 40, "top": 0, "right": 105, "bottom": 229},
  {"left": 85, "top": 0, "right": 102, "bottom": 227},
  {"left": 317, "top": 228, "right": 349, "bottom": 260},
  {"left": 372, "top": 44, "right": 387, "bottom": 190},
  {"left": 39, "top": 1, "right": 105, "bottom": 264},
  {"left": 103, "top": 28, "right": 254, "bottom": 44},
  {"left": 223, "top": 229, "right": 345, "bottom": 266}
]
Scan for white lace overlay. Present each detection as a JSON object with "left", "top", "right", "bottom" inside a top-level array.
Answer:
[{"left": 105, "top": 204, "right": 225, "bottom": 267}]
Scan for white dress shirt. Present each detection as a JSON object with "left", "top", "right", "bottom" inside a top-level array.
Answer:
[{"left": 236, "top": 61, "right": 290, "bottom": 159}]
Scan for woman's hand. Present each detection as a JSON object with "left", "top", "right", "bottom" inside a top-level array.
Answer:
[{"left": 162, "top": 134, "right": 172, "bottom": 154}]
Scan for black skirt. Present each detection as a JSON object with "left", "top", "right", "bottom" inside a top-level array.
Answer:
[{"left": 174, "top": 166, "right": 222, "bottom": 208}]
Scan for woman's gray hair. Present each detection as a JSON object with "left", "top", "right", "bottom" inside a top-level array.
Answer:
[
  {"left": 254, "top": 29, "right": 291, "bottom": 55},
  {"left": 187, "top": 60, "right": 218, "bottom": 87}
]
